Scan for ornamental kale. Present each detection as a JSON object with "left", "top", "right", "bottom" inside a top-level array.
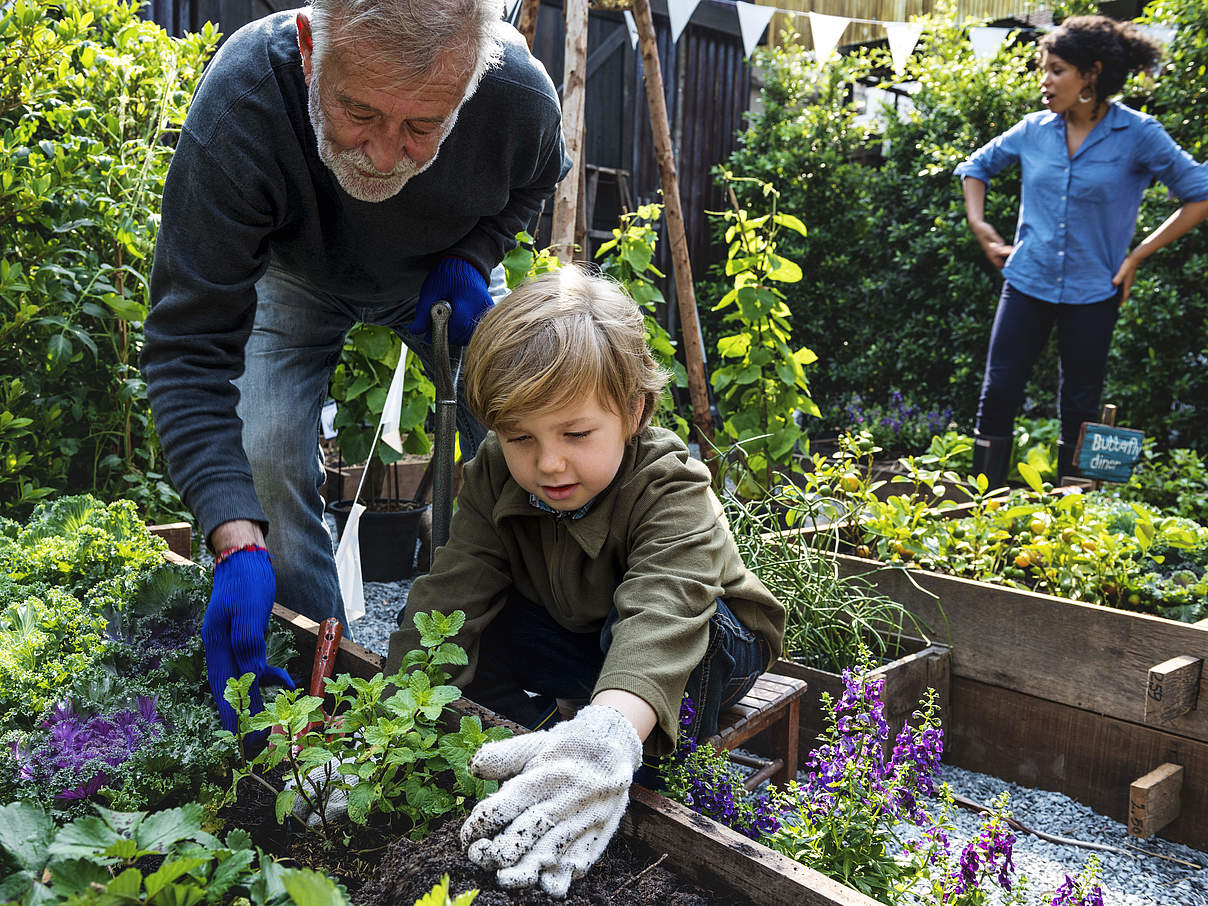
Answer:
[
  {"left": 11, "top": 697, "right": 163, "bottom": 803},
  {"left": 657, "top": 696, "right": 780, "bottom": 840}
]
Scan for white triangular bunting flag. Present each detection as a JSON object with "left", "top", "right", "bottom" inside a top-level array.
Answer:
[
  {"left": 969, "top": 26, "right": 1011, "bottom": 60},
  {"left": 884, "top": 21, "right": 924, "bottom": 77},
  {"left": 623, "top": 9, "right": 639, "bottom": 49},
  {"left": 808, "top": 12, "right": 849, "bottom": 67},
  {"left": 667, "top": 0, "right": 701, "bottom": 43},
  {"left": 380, "top": 347, "right": 411, "bottom": 454},
  {"left": 735, "top": 2, "right": 776, "bottom": 58},
  {"left": 334, "top": 501, "right": 367, "bottom": 622}
]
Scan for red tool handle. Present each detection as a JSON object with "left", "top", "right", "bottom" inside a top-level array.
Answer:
[{"left": 301, "top": 618, "right": 344, "bottom": 737}]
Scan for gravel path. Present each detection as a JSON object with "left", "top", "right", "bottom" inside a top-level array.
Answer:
[{"left": 344, "top": 563, "right": 1208, "bottom": 905}]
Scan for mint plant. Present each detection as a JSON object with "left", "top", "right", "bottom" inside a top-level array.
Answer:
[
  {"left": 709, "top": 172, "right": 818, "bottom": 491},
  {"left": 0, "top": 799, "right": 349, "bottom": 905},
  {"left": 223, "top": 610, "right": 509, "bottom": 839}
]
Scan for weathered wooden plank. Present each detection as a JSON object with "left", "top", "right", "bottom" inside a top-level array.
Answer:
[
  {"left": 1146, "top": 655, "right": 1203, "bottom": 724},
  {"left": 1129, "top": 763, "right": 1184, "bottom": 839},
  {"left": 826, "top": 552, "right": 1208, "bottom": 744},
  {"left": 945, "top": 676, "right": 1208, "bottom": 851},
  {"left": 147, "top": 522, "right": 193, "bottom": 559},
  {"left": 622, "top": 785, "right": 887, "bottom": 906}
]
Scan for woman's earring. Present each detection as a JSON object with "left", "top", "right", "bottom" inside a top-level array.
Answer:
[{"left": 1078, "top": 84, "right": 1095, "bottom": 103}]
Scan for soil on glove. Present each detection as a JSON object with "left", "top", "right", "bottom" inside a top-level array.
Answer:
[{"left": 353, "top": 816, "right": 726, "bottom": 906}]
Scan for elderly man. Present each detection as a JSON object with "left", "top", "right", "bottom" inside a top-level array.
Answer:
[{"left": 141, "top": 0, "right": 568, "bottom": 732}]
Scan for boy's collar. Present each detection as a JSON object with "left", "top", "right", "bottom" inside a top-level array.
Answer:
[{"left": 527, "top": 493, "right": 597, "bottom": 520}]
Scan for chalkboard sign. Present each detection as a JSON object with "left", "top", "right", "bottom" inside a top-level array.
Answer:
[{"left": 1074, "top": 423, "right": 1145, "bottom": 482}]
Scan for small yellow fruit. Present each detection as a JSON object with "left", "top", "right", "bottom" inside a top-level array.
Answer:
[
  {"left": 840, "top": 473, "right": 861, "bottom": 493},
  {"left": 986, "top": 499, "right": 1002, "bottom": 511},
  {"left": 1029, "top": 517, "right": 1047, "bottom": 535},
  {"left": 856, "top": 544, "right": 872, "bottom": 558},
  {"left": 1061, "top": 527, "right": 1076, "bottom": 543},
  {"left": 1014, "top": 552, "right": 1032, "bottom": 568},
  {"left": 894, "top": 542, "right": 914, "bottom": 561}
]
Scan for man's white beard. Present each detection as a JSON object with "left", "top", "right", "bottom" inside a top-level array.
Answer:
[{"left": 307, "top": 74, "right": 451, "bottom": 204}]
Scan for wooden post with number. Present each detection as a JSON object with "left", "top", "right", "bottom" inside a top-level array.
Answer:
[
  {"left": 630, "top": 0, "right": 714, "bottom": 453},
  {"left": 549, "top": 0, "right": 588, "bottom": 264}
]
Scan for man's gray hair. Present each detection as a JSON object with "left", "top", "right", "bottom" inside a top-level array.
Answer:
[{"left": 308, "top": 0, "right": 505, "bottom": 92}]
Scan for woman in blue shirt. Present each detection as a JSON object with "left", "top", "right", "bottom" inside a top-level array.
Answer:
[{"left": 956, "top": 15, "right": 1208, "bottom": 488}]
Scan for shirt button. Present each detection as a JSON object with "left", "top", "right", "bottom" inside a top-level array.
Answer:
[
  {"left": 1059, "top": 222, "right": 1066, "bottom": 228},
  {"left": 1061, "top": 195, "right": 1067, "bottom": 201},
  {"left": 1064, "top": 168, "right": 1069, "bottom": 173},
  {"left": 1058, "top": 251, "right": 1065, "bottom": 256},
  {"left": 1058, "top": 277, "right": 1064, "bottom": 282}
]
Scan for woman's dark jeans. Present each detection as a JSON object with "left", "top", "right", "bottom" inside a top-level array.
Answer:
[
  {"left": 976, "top": 282, "right": 1121, "bottom": 448},
  {"left": 461, "top": 592, "right": 768, "bottom": 745}
]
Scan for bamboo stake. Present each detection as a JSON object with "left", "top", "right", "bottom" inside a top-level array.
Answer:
[
  {"left": 550, "top": 0, "right": 589, "bottom": 264},
  {"left": 630, "top": 0, "right": 714, "bottom": 450},
  {"left": 517, "top": 0, "right": 540, "bottom": 49}
]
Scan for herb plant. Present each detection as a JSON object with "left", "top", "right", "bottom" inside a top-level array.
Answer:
[
  {"left": 223, "top": 609, "right": 509, "bottom": 838},
  {"left": 0, "top": 799, "right": 349, "bottom": 905}
]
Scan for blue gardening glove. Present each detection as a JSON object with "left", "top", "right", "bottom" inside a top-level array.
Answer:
[
  {"left": 202, "top": 547, "right": 295, "bottom": 733},
  {"left": 410, "top": 256, "right": 494, "bottom": 346}
]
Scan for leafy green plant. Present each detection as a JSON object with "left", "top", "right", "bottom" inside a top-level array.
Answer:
[
  {"left": 328, "top": 324, "right": 436, "bottom": 495},
  {"left": 1120, "top": 445, "right": 1208, "bottom": 524},
  {"left": 722, "top": 476, "right": 930, "bottom": 673},
  {"left": 709, "top": 172, "right": 818, "bottom": 490},
  {"left": 223, "top": 609, "right": 509, "bottom": 838},
  {"left": 413, "top": 875, "right": 479, "bottom": 906},
  {"left": 0, "top": 0, "right": 217, "bottom": 520},
  {"left": 0, "top": 800, "right": 349, "bottom": 905},
  {"left": 595, "top": 204, "right": 689, "bottom": 438}
]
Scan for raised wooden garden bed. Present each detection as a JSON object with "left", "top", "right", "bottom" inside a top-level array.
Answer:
[
  {"left": 269, "top": 603, "right": 886, "bottom": 906},
  {"left": 821, "top": 549, "right": 1208, "bottom": 851}
]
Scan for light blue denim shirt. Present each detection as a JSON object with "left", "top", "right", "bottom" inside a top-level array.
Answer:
[{"left": 955, "top": 102, "right": 1208, "bottom": 304}]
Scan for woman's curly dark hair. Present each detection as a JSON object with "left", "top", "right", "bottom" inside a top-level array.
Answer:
[{"left": 1039, "top": 15, "right": 1162, "bottom": 103}]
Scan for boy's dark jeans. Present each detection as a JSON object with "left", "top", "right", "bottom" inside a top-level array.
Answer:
[
  {"left": 976, "top": 281, "right": 1121, "bottom": 448},
  {"left": 461, "top": 593, "right": 768, "bottom": 745}
]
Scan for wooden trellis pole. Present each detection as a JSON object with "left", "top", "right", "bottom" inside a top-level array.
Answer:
[
  {"left": 630, "top": 0, "right": 714, "bottom": 450},
  {"left": 549, "top": 0, "right": 588, "bottom": 263},
  {"left": 517, "top": 0, "right": 540, "bottom": 48}
]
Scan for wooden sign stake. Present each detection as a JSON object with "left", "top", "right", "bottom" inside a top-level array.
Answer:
[
  {"left": 631, "top": 0, "right": 715, "bottom": 453},
  {"left": 1145, "top": 654, "right": 1203, "bottom": 723},
  {"left": 1129, "top": 762, "right": 1184, "bottom": 838},
  {"left": 549, "top": 0, "right": 589, "bottom": 264}
]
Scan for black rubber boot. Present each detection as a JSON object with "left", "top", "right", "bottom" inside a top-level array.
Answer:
[
  {"left": 972, "top": 433, "right": 1012, "bottom": 490},
  {"left": 1057, "top": 441, "right": 1078, "bottom": 484}
]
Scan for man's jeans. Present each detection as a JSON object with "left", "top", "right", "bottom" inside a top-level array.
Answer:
[
  {"left": 233, "top": 265, "right": 503, "bottom": 625},
  {"left": 460, "top": 593, "right": 768, "bottom": 745},
  {"left": 976, "top": 281, "right": 1121, "bottom": 447}
]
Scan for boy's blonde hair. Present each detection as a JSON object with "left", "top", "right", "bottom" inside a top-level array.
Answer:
[{"left": 465, "top": 265, "right": 671, "bottom": 435}]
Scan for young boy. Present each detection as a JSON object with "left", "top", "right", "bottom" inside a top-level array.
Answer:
[{"left": 385, "top": 265, "right": 785, "bottom": 897}]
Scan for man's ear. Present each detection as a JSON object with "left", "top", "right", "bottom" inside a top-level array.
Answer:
[{"left": 297, "top": 13, "right": 315, "bottom": 81}]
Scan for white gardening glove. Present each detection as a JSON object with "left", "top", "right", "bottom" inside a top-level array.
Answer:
[
  {"left": 459, "top": 704, "right": 643, "bottom": 898},
  {"left": 285, "top": 759, "right": 349, "bottom": 828}
]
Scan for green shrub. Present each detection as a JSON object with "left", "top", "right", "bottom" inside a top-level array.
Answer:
[{"left": 0, "top": 0, "right": 217, "bottom": 519}]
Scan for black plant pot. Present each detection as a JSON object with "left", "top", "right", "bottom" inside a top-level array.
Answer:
[{"left": 325, "top": 498, "right": 430, "bottom": 582}]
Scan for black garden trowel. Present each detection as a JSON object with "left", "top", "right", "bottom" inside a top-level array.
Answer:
[{"left": 427, "top": 300, "right": 462, "bottom": 553}]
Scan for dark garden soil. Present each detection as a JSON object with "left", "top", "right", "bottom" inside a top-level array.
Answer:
[{"left": 352, "top": 816, "right": 728, "bottom": 906}]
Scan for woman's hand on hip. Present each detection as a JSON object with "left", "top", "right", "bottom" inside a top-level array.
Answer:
[
  {"left": 970, "top": 221, "right": 1013, "bottom": 269},
  {"left": 1112, "top": 254, "right": 1141, "bottom": 307}
]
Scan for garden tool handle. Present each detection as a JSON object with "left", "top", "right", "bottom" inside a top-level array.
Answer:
[
  {"left": 429, "top": 301, "right": 461, "bottom": 551},
  {"left": 300, "top": 618, "right": 343, "bottom": 739}
]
